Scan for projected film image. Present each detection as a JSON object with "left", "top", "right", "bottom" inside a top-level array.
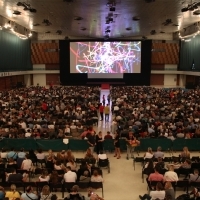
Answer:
[{"left": 70, "top": 41, "right": 141, "bottom": 73}]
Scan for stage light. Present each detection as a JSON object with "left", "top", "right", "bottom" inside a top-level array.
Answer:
[
  {"left": 181, "top": 7, "right": 189, "bottom": 12},
  {"left": 110, "top": 7, "right": 115, "bottom": 11}
]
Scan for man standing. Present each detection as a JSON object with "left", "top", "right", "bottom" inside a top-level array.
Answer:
[
  {"left": 87, "top": 131, "right": 96, "bottom": 154},
  {"left": 99, "top": 103, "right": 104, "bottom": 121},
  {"left": 104, "top": 104, "right": 110, "bottom": 122}
]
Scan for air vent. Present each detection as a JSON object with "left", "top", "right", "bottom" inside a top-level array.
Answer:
[
  {"left": 33, "top": 23, "right": 40, "bottom": 26},
  {"left": 150, "top": 30, "right": 156, "bottom": 35},
  {"left": 126, "top": 27, "right": 132, "bottom": 31},
  {"left": 74, "top": 16, "right": 83, "bottom": 21},
  {"left": 132, "top": 16, "right": 140, "bottom": 21},
  {"left": 80, "top": 27, "right": 86, "bottom": 31}
]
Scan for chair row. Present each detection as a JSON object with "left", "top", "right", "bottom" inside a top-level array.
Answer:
[
  {"left": 1, "top": 181, "right": 104, "bottom": 198},
  {"left": 147, "top": 180, "right": 200, "bottom": 194}
]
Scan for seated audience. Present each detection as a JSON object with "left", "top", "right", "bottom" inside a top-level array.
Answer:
[
  {"left": 139, "top": 182, "right": 165, "bottom": 200},
  {"left": 180, "top": 146, "right": 190, "bottom": 160},
  {"left": 85, "top": 148, "right": 95, "bottom": 160},
  {"left": 39, "top": 169, "right": 50, "bottom": 182},
  {"left": 5, "top": 184, "right": 21, "bottom": 199},
  {"left": 21, "top": 185, "right": 38, "bottom": 200},
  {"left": 21, "top": 154, "right": 33, "bottom": 171},
  {"left": 7, "top": 168, "right": 28, "bottom": 182},
  {"left": 164, "top": 181, "right": 175, "bottom": 200},
  {"left": 50, "top": 170, "right": 61, "bottom": 185},
  {"left": 163, "top": 166, "right": 179, "bottom": 182},
  {"left": 189, "top": 169, "right": 200, "bottom": 182},
  {"left": 79, "top": 170, "right": 91, "bottom": 182},
  {"left": 144, "top": 147, "right": 153, "bottom": 160},
  {"left": 154, "top": 146, "right": 164, "bottom": 159},
  {"left": 40, "top": 185, "right": 53, "bottom": 200},
  {"left": 64, "top": 166, "right": 77, "bottom": 182},
  {"left": 67, "top": 159, "right": 77, "bottom": 171},
  {"left": 64, "top": 185, "right": 84, "bottom": 200},
  {"left": 91, "top": 170, "right": 103, "bottom": 182},
  {"left": 0, "top": 186, "right": 5, "bottom": 200},
  {"left": 54, "top": 160, "right": 65, "bottom": 170},
  {"left": 148, "top": 166, "right": 164, "bottom": 182}
]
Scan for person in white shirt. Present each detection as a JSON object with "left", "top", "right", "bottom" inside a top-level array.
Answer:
[
  {"left": 39, "top": 169, "right": 50, "bottom": 182},
  {"left": 21, "top": 154, "right": 33, "bottom": 171},
  {"left": 139, "top": 182, "right": 165, "bottom": 200},
  {"left": 64, "top": 166, "right": 77, "bottom": 182},
  {"left": 163, "top": 166, "right": 179, "bottom": 182},
  {"left": 25, "top": 129, "right": 32, "bottom": 138},
  {"left": 0, "top": 148, "right": 7, "bottom": 160},
  {"left": 144, "top": 147, "right": 153, "bottom": 160}
]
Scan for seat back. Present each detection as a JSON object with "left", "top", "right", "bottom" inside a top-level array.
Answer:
[{"left": 98, "top": 159, "right": 109, "bottom": 167}]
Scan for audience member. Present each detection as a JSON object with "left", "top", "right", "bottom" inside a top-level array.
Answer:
[{"left": 64, "top": 166, "right": 77, "bottom": 183}]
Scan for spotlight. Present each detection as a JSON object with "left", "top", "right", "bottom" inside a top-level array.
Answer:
[
  {"left": 108, "top": 18, "right": 113, "bottom": 22},
  {"left": 109, "top": 7, "right": 115, "bottom": 11},
  {"left": 29, "top": 8, "right": 37, "bottom": 13},
  {"left": 181, "top": 7, "right": 189, "bottom": 12}
]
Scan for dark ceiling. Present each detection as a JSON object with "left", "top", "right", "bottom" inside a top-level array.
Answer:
[{"left": 0, "top": 0, "right": 200, "bottom": 40}]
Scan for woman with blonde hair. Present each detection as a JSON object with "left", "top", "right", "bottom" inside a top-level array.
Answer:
[
  {"left": 144, "top": 147, "right": 153, "bottom": 160},
  {"left": 40, "top": 185, "right": 53, "bottom": 200},
  {"left": 180, "top": 146, "right": 190, "bottom": 160},
  {"left": 91, "top": 170, "right": 103, "bottom": 182},
  {"left": 66, "top": 149, "right": 75, "bottom": 162},
  {"left": 5, "top": 184, "right": 20, "bottom": 199}
]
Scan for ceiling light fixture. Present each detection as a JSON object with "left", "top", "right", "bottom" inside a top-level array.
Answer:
[
  {"left": 16, "top": 2, "right": 37, "bottom": 13},
  {"left": 181, "top": 1, "right": 200, "bottom": 12},
  {"left": 13, "top": 10, "right": 21, "bottom": 15}
]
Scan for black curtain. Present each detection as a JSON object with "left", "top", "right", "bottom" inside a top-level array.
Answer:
[{"left": 179, "top": 35, "right": 200, "bottom": 71}]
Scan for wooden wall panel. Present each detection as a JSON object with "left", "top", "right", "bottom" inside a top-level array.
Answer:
[
  {"left": 151, "top": 42, "right": 179, "bottom": 64},
  {"left": 150, "top": 74, "right": 164, "bottom": 85},
  {"left": 46, "top": 64, "right": 60, "bottom": 70},
  {"left": 0, "top": 78, "right": 6, "bottom": 90},
  {"left": 46, "top": 74, "right": 60, "bottom": 85},
  {"left": 31, "top": 42, "right": 59, "bottom": 64},
  {"left": 151, "top": 64, "right": 165, "bottom": 70}
]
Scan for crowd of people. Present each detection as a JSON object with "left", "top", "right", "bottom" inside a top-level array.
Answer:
[
  {"left": 0, "top": 86, "right": 101, "bottom": 139},
  {"left": 0, "top": 147, "right": 107, "bottom": 200},
  {"left": 111, "top": 86, "right": 200, "bottom": 140},
  {"left": 139, "top": 145, "right": 200, "bottom": 200}
]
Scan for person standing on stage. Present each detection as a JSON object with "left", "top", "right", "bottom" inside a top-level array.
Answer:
[
  {"left": 99, "top": 103, "right": 105, "bottom": 121},
  {"left": 107, "top": 94, "right": 110, "bottom": 105},
  {"left": 104, "top": 104, "right": 110, "bottom": 122},
  {"left": 102, "top": 95, "right": 106, "bottom": 106}
]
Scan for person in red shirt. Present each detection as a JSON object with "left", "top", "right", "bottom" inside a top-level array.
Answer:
[
  {"left": 104, "top": 131, "right": 113, "bottom": 139},
  {"left": 41, "top": 101, "right": 48, "bottom": 112},
  {"left": 99, "top": 103, "right": 104, "bottom": 121}
]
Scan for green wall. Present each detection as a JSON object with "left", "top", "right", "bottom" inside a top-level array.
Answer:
[{"left": 0, "top": 30, "right": 32, "bottom": 71}]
